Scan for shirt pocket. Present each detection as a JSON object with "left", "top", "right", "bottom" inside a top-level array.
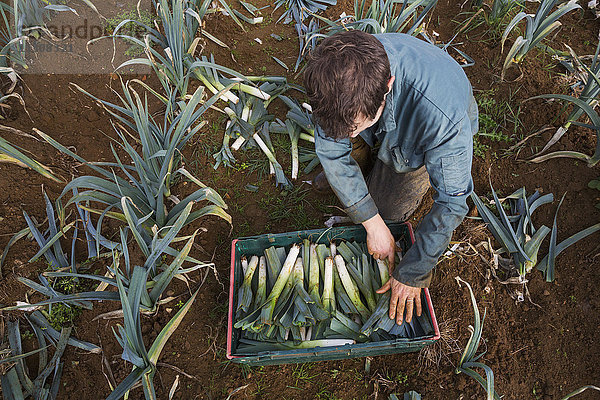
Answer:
[{"left": 441, "top": 149, "right": 470, "bottom": 196}]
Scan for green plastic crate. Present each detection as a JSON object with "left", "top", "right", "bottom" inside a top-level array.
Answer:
[{"left": 226, "top": 222, "right": 440, "bottom": 366}]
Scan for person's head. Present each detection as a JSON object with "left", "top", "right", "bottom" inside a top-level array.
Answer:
[{"left": 304, "top": 31, "right": 394, "bottom": 140}]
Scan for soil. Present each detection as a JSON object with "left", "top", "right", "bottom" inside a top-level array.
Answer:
[{"left": 0, "top": 0, "right": 599, "bottom": 399}]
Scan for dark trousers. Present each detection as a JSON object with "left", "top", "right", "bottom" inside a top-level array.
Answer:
[{"left": 351, "top": 136, "right": 430, "bottom": 222}]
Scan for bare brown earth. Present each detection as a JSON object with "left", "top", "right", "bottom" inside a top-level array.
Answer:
[{"left": 0, "top": 0, "right": 599, "bottom": 399}]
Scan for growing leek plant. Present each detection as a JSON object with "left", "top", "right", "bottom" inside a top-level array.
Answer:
[
  {"left": 274, "top": 0, "right": 336, "bottom": 70},
  {"left": 6, "top": 205, "right": 208, "bottom": 313},
  {"left": 0, "top": 3, "right": 27, "bottom": 106},
  {"left": 488, "top": 0, "right": 522, "bottom": 23},
  {"left": 35, "top": 83, "right": 231, "bottom": 250},
  {"left": 501, "top": 0, "right": 580, "bottom": 79},
  {"left": 14, "top": 0, "right": 78, "bottom": 35},
  {"left": 275, "top": 0, "right": 337, "bottom": 25},
  {"left": 465, "top": 0, "right": 523, "bottom": 38},
  {"left": 471, "top": 183, "right": 600, "bottom": 282},
  {"left": 0, "top": 2, "right": 25, "bottom": 68},
  {"left": 455, "top": 277, "right": 501, "bottom": 400},
  {"left": 471, "top": 184, "right": 553, "bottom": 279},
  {"left": 1, "top": 310, "right": 100, "bottom": 399},
  {"left": 99, "top": 0, "right": 204, "bottom": 98},
  {"left": 0, "top": 135, "right": 63, "bottom": 182},
  {"left": 1, "top": 318, "right": 72, "bottom": 399},
  {"left": 528, "top": 40, "right": 600, "bottom": 166},
  {"left": 98, "top": 0, "right": 242, "bottom": 98},
  {"left": 293, "top": 17, "right": 320, "bottom": 71},
  {"left": 107, "top": 266, "right": 199, "bottom": 400},
  {"left": 309, "top": 0, "right": 437, "bottom": 40},
  {"left": 0, "top": 189, "right": 102, "bottom": 303}
]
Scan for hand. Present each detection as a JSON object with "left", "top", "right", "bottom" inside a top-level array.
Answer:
[
  {"left": 376, "top": 277, "right": 422, "bottom": 325},
  {"left": 363, "top": 214, "right": 396, "bottom": 266}
]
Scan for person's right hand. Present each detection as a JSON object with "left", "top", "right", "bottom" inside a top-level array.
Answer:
[{"left": 363, "top": 213, "right": 396, "bottom": 266}]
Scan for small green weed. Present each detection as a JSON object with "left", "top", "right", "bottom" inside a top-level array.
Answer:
[
  {"left": 45, "top": 276, "right": 85, "bottom": 330},
  {"left": 104, "top": 8, "right": 154, "bottom": 36},
  {"left": 316, "top": 386, "right": 342, "bottom": 400},
  {"left": 236, "top": 220, "right": 252, "bottom": 237},
  {"left": 104, "top": 8, "right": 155, "bottom": 57},
  {"left": 21, "top": 330, "right": 35, "bottom": 340},
  {"left": 532, "top": 381, "right": 543, "bottom": 400},
  {"left": 47, "top": 303, "right": 81, "bottom": 330},
  {"left": 395, "top": 372, "right": 409, "bottom": 385},
  {"left": 292, "top": 363, "right": 317, "bottom": 386},
  {"left": 473, "top": 89, "right": 515, "bottom": 158}
]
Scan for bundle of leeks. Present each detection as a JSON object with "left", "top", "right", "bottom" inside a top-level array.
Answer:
[
  {"left": 213, "top": 86, "right": 293, "bottom": 188},
  {"left": 234, "top": 240, "right": 434, "bottom": 354}
]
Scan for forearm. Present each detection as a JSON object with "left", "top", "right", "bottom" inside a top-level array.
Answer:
[{"left": 392, "top": 199, "right": 468, "bottom": 287}]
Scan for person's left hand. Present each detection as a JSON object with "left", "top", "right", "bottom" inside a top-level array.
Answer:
[{"left": 376, "top": 277, "right": 422, "bottom": 324}]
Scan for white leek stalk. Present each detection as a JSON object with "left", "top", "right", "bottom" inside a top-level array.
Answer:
[
  {"left": 252, "top": 256, "right": 267, "bottom": 309},
  {"left": 237, "top": 255, "right": 259, "bottom": 313},
  {"left": 260, "top": 244, "right": 300, "bottom": 324},
  {"left": 241, "top": 256, "right": 248, "bottom": 275},
  {"left": 231, "top": 101, "right": 253, "bottom": 151},
  {"left": 322, "top": 257, "right": 335, "bottom": 313},
  {"left": 308, "top": 244, "right": 320, "bottom": 301},
  {"left": 334, "top": 255, "right": 370, "bottom": 321},
  {"left": 376, "top": 259, "right": 389, "bottom": 286}
]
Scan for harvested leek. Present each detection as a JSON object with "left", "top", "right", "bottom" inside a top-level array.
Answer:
[{"left": 233, "top": 239, "right": 435, "bottom": 352}]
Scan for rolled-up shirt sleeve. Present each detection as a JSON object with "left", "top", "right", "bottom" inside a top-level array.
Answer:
[
  {"left": 315, "top": 126, "right": 379, "bottom": 223},
  {"left": 392, "top": 118, "right": 474, "bottom": 287}
]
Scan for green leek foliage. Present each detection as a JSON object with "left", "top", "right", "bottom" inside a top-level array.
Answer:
[
  {"left": 35, "top": 83, "right": 231, "bottom": 254},
  {"left": 1, "top": 189, "right": 107, "bottom": 311},
  {"left": 309, "top": 0, "right": 437, "bottom": 39},
  {"left": 528, "top": 40, "right": 600, "bottom": 167},
  {"left": 0, "top": 2, "right": 26, "bottom": 73},
  {"left": 303, "top": 0, "right": 437, "bottom": 71},
  {"left": 0, "top": 2, "right": 27, "bottom": 105},
  {"left": 5, "top": 201, "right": 210, "bottom": 313},
  {"left": 455, "top": 277, "right": 500, "bottom": 400},
  {"left": 275, "top": 0, "right": 337, "bottom": 25},
  {"left": 471, "top": 184, "right": 600, "bottom": 282},
  {"left": 1, "top": 314, "right": 100, "bottom": 399},
  {"left": 0, "top": 135, "right": 64, "bottom": 182},
  {"left": 501, "top": 0, "right": 580, "bottom": 79},
  {"left": 107, "top": 266, "right": 199, "bottom": 400},
  {"left": 471, "top": 184, "right": 553, "bottom": 279},
  {"left": 94, "top": 0, "right": 242, "bottom": 98}
]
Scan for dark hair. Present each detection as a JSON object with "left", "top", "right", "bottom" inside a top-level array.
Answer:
[{"left": 304, "top": 31, "right": 391, "bottom": 139}]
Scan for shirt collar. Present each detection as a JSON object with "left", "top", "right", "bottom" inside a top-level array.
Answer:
[{"left": 376, "top": 86, "right": 397, "bottom": 134}]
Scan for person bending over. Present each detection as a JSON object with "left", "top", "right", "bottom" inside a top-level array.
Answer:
[{"left": 304, "top": 30, "right": 478, "bottom": 325}]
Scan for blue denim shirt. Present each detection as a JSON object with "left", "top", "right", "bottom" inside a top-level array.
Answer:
[{"left": 315, "top": 33, "right": 478, "bottom": 287}]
